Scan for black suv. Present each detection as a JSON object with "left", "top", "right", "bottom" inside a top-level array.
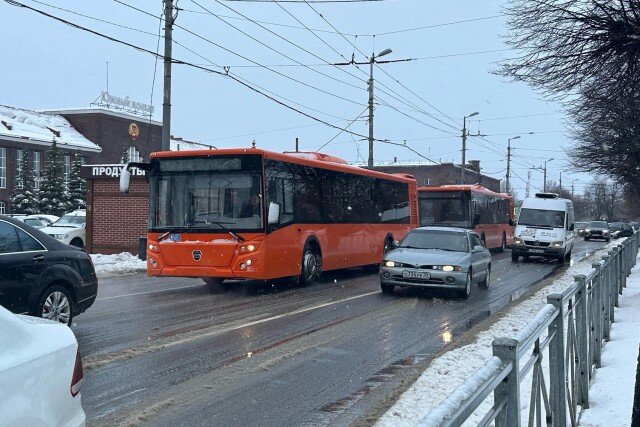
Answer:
[
  {"left": 584, "top": 221, "right": 610, "bottom": 242},
  {"left": 0, "top": 215, "right": 98, "bottom": 325}
]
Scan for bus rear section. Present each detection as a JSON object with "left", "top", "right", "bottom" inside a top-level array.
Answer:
[
  {"left": 144, "top": 148, "right": 418, "bottom": 285},
  {"left": 417, "top": 185, "right": 514, "bottom": 250}
]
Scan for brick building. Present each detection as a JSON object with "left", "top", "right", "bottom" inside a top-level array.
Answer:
[
  {"left": 0, "top": 105, "right": 166, "bottom": 214},
  {"left": 83, "top": 165, "right": 149, "bottom": 254},
  {"left": 369, "top": 160, "right": 501, "bottom": 193}
]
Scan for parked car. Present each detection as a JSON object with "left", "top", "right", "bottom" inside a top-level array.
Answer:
[
  {"left": 0, "top": 305, "right": 86, "bottom": 426},
  {"left": 608, "top": 222, "right": 634, "bottom": 238},
  {"left": 379, "top": 226, "right": 491, "bottom": 298},
  {"left": 584, "top": 221, "right": 610, "bottom": 242},
  {"left": 27, "top": 214, "right": 60, "bottom": 227},
  {"left": 15, "top": 216, "right": 46, "bottom": 229},
  {"left": 0, "top": 215, "right": 98, "bottom": 325},
  {"left": 575, "top": 221, "right": 588, "bottom": 236},
  {"left": 39, "top": 210, "right": 86, "bottom": 248}
]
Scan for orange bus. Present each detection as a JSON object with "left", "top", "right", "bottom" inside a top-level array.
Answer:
[
  {"left": 137, "top": 148, "right": 418, "bottom": 288},
  {"left": 417, "top": 184, "right": 514, "bottom": 251}
]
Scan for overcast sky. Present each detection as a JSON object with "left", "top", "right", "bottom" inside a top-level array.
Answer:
[{"left": 0, "top": 0, "right": 590, "bottom": 195}]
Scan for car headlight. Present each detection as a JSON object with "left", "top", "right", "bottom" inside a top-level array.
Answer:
[
  {"left": 585, "top": 229, "right": 591, "bottom": 233},
  {"left": 385, "top": 260, "right": 396, "bottom": 267},
  {"left": 552, "top": 241, "right": 563, "bottom": 247},
  {"left": 514, "top": 237, "right": 523, "bottom": 244},
  {"left": 54, "top": 234, "right": 69, "bottom": 239},
  {"left": 433, "top": 265, "right": 462, "bottom": 272}
]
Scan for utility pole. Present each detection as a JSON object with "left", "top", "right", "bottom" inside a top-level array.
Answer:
[
  {"left": 162, "top": 0, "right": 175, "bottom": 151},
  {"left": 334, "top": 50, "right": 411, "bottom": 167},
  {"left": 461, "top": 112, "right": 479, "bottom": 184},
  {"left": 368, "top": 56, "right": 375, "bottom": 167},
  {"left": 559, "top": 171, "right": 563, "bottom": 190},
  {"left": 505, "top": 136, "right": 521, "bottom": 193},
  {"left": 543, "top": 158, "right": 554, "bottom": 192},
  {"left": 526, "top": 170, "right": 532, "bottom": 198}
]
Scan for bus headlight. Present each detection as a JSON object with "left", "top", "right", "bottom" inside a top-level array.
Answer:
[
  {"left": 148, "top": 244, "right": 160, "bottom": 252},
  {"left": 239, "top": 244, "right": 257, "bottom": 253},
  {"left": 246, "top": 259, "right": 253, "bottom": 266}
]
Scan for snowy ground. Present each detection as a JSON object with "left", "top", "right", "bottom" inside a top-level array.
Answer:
[
  {"left": 90, "top": 252, "right": 146, "bottom": 278},
  {"left": 578, "top": 262, "right": 640, "bottom": 426},
  {"left": 376, "top": 242, "right": 625, "bottom": 426}
]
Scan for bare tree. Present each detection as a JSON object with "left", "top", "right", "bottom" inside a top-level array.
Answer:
[
  {"left": 498, "top": 0, "right": 640, "bottom": 101},
  {"left": 583, "top": 178, "right": 622, "bottom": 220}
]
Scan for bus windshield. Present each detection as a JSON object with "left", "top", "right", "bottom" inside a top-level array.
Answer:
[
  {"left": 419, "top": 191, "right": 471, "bottom": 227},
  {"left": 149, "top": 156, "right": 264, "bottom": 231}
]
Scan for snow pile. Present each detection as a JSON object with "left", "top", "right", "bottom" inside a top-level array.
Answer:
[
  {"left": 91, "top": 252, "right": 146, "bottom": 277},
  {"left": 0, "top": 105, "right": 101, "bottom": 151},
  {"left": 578, "top": 262, "right": 640, "bottom": 426},
  {"left": 377, "top": 242, "right": 620, "bottom": 426}
]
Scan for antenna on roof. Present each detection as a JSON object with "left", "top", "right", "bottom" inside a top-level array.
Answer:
[{"left": 252, "top": 139, "right": 256, "bottom": 148}]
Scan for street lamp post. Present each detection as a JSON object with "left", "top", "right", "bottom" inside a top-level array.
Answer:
[
  {"left": 543, "top": 158, "right": 554, "bottom": 192},
  {"left": 506, "top": 135, "right": 521, "bottom": 193},
  {"left": 366, "top": 48, "right": 393, "bottom": 167},
  {"left": 461, "top": 111, "right": 479, "bottom": 183}
]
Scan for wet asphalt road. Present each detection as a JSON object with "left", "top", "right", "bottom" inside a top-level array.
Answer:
[{"left": 74, "top": 240, "right": 606, "bottom": 426}]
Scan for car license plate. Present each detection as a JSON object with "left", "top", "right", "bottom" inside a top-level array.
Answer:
[
  {"left": 529, "top": 249, "right": 545, "bottom": 254},
  {"left": 402, "top": 270, "right": 431, "bottom": 279}
]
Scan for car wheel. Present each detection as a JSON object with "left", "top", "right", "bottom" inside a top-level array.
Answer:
[
  {"left": 300, "top": 244, "right": 320, "bottom": 287},
  {"left": 203, "top": 278, "right": 232, "bottom": 291},
  {"left": 36, "top": 285, "right": 74, "bottom": 326},
  {"left": 498, "top": 234, "right": 506, "bottom": 253},
  {"left": 479, "top": 266, "right": 490, "bottom": 289},
  {"left": 511, "top": 251, "right": 519, "bottom": 262},
  {"left": 558, "top": 254, "right": 565, "bottom": 264},
  {"left": 459, "top": 271, "right": 472, "bottom": 299},
  {"left": 381, "top": 283, "right": 394, "bottom": 294},
  {"left": 70, "top": 238, "right": 84, "bottom": 249}
]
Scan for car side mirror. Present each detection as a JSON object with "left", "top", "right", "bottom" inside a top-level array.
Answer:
[
  {"left": 392, "top": 240, "right": 399, "bottom": 248},
  {"left": 473, "top": 245, "right": 484, "bottom": 253},
  {"left": 509, "top": 218, "right": 514, "bottom": 227},
  {"left": 569, "top": 224, "right": 575, "bottom": 231},
  {"left": 268, "top": 202, "right": 280, "bottom": 225}
]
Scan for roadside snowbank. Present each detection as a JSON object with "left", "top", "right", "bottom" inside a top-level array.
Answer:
[
  {"left": 91, "top": 253, "right": 146, "bottom": 278},
  {"left": 377, "top": 242, "right": 619, "bottom": 426},
  {"left": 578, "top": 263, "right": 640, "bottom": 426}
]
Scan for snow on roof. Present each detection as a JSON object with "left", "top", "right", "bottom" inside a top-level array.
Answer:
[
  {"left": 0, "top": 105, "right": 102, "bottom": 152},
  {"left": 170, "top": 137, "right": 215, "bottom": 151}
]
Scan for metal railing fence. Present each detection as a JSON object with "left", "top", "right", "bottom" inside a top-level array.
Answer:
[{"left": 420, "top": 233, "right": 640, "bottom": 427}]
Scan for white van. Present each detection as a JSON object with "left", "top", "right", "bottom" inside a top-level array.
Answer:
[{"left": 511, "top": 193, "right": 575, "bottom": 263}]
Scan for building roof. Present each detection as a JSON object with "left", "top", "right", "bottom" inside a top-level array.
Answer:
[
  {"left": 0, "top": 105, "right": 102, "bottom": 152},
  {"left": 43, "top": 107, "right": 162, "bottom": 126}
]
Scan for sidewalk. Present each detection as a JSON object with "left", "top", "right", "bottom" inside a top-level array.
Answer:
[{"left": 578, "top": 261, "right": 640, "bottom": 426}]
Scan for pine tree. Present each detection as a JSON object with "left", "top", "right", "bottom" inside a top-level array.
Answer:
[
  {"left": 10, "top": 150, "right": 39, "bottom": 214},
  {"left": 38, "top": 138, "right": 69, "bottom": 216},
  {"left": 67, "top": 153, "right": 86, "bottom": 211}
]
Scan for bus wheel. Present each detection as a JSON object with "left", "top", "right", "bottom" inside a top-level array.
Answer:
[
  {"left": 498, "top": 234, "right": 506, "bottom": 253},
  {"left": 203, "top": 278, "right": 231, "bottom": 291},
  {"left": 300, "top": 245, "right": 320, "bottom": 287}
]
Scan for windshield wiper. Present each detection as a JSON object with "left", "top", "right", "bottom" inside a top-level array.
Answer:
[{"left": 192, "top": 220, "right": 245, "bottom": 242}]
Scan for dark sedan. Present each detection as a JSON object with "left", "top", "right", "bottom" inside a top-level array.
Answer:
[
  {"left": 0, "top": 215, "right": 98, "bottom": 325},
  {"left": 584, "top": 221, "right": 610, "bottom": 242}
]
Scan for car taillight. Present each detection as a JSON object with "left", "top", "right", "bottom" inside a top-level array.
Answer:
[{"left": 70, "top": 349, "right": 83, "bottom": 397}]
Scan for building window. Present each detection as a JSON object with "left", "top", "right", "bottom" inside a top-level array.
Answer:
[
  {"left": 127, "top": 146, "right": 141, "bottom": 163},
  {"left": 33, "top": 151, "right": 41, "bottom": 191},
  {"left": 0, "top": 201, "right": 5, "bottom": 214},
  {"left": 0, "top": 148, "right": 6, "bottom": 189},
  {"left": 423, "top": 178, "right": 431, "bottom": 185},
  {"left": 16, "top": 149, "right": 23, "bottom": 189},
  {"left": 64, "top": 155, "right": 71, "bottom": 187}
]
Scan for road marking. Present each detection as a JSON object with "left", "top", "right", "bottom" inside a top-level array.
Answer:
[{"left": 96, "top": 284, "right": 204, "bottom": 301}]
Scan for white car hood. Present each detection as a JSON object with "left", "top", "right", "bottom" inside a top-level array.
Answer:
[
  {"left": 515, "top": 226, "right": 564, "bottom": 241},
  {"left": 40, "top": 226, "right": 81, "bottom": 235}
]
